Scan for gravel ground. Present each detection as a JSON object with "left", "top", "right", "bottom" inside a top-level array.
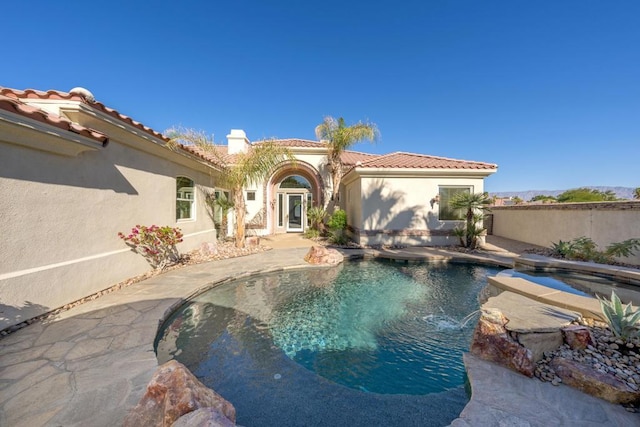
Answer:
[{"left": 535, "top": 318, "right": 640, "bottom": 413}]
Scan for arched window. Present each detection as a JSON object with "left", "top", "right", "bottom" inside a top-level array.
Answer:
[
  {"left": 176, "top": 176, "right": 195, "bottom": 220},
  {"left": 279, "top": 175, "right": 311, "bottom": 189}
]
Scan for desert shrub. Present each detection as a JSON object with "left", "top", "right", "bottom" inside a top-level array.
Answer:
[
  {"left": 327, "top": 209, "right": 349, "bottom": 245},
  {"left": 307, "top": 206, "right": 327, "bottom": 235},
  {"left": 551, "top": 237, "right": 640, "bottom": 264},
  {"left": 118, "top": 225, "right": 183, "bottom": 270}
]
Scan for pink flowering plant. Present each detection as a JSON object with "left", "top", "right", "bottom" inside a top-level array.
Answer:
[{"left": 118, "top": 225, "right": 184, "bottom": 270}]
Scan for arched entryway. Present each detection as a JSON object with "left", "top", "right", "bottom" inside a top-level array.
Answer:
[{"left": 268, "top": 163, "right": 323, "bottom": 234}]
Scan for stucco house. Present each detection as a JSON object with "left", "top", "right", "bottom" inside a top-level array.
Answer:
[
  {"left": 188, "top": 131, "right": 497, "bottom": 247},
  {"left": 0, "top": 86, "right": 497, "bottom": 330}
]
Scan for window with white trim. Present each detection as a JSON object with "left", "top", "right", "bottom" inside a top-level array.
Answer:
[
  {"left": 176, "top": 176, "right": 195, "bottom": 220},
  {"left": 246, "top": 190, "right": 256, "bottom": 201}
]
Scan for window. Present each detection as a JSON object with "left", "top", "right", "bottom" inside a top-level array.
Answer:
[
  {"left": 278, "top": 194, "right": 284, "bottom": 227},
  {"left": 438, "top": 187, "right": 470, "bottom": 220},
  {"left": 279, "top": 175, "right": 311, "bottom": 189},
  {"left": 176, "top": 176, "right": 195, "bottom": 220},
  {"left": 246, "top": 191, "right": 256, "bottom": 201}
]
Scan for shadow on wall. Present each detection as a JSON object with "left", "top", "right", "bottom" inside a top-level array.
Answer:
[
  {"left": 361, "top": 179, "right": 408, "bottom": 230},
  {"left": 1, "top": 142, "right": 140, "bottom": 194},
  {"left": 0, "top": 301, "right": 51, "bottom": 332},
  {"left": 361, "top": 180, "right": 449, "bottom": 245}
]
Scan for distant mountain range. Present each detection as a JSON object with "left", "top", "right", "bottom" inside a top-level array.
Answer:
[{"left": 489, "top": 186, "right": 637, "bottom": 201}]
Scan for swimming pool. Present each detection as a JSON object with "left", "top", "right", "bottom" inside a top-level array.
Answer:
[
  {"left": 497, "top": 268, "right": 640, "bottom": 305},
  {"left": 155, "top": 260, "right": 501, "bottom": 426}
]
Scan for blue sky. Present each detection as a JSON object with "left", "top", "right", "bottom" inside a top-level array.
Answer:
[{"left": 2, "top": 1, "right": 639, "bottom": 192}]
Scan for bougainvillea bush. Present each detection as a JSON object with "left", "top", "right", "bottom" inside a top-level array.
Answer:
[{"left": 118, "top": 225, "right": 184, "bottom": 270}]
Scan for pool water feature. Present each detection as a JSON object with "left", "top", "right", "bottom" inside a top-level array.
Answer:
[{"left": 156, "top": 260, "right": 501, "bottom": 426}]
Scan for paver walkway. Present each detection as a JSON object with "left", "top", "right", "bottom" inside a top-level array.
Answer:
[{"left": 0, "top": 236, "right": 637, "bottom": 426}]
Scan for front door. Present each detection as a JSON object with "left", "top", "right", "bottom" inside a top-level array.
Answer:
[{"left": 287, "top": 194, "right": 303, "bottom": 232}]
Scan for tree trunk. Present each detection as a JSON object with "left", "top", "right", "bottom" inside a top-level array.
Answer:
[
  {"left": 220, "top": 214, "right": 228, "bottom": 240},
  {"left": 233, "top": 187, "right": 246, "bottom": 248},
  {"left": 329, "top": 158, "right": 341, "bottom": 212}
]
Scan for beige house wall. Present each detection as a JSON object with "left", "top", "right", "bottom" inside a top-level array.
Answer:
[
  {"left": 343, "top": 171, "right": 488, "bottom": 246},
  {"left": 1, "top": 112, "right": 219, "bottom": 330},
  {"left": 491, "top": 202, "right": 640, "bottom": 266}
]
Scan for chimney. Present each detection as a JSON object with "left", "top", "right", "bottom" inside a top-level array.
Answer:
[{"left": 226, "top": 129, "right": 250, "bottom": 154}]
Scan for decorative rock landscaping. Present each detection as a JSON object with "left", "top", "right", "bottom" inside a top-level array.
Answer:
[
  {"left": 473, "top": 277, "right": 640, "bottom": 414},
  {"left": 535, "top": 321, "right": 640, "bottom": 409}
]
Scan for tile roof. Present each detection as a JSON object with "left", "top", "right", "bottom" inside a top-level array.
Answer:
[
  {"left": 340, "top": 150, "right": 380, "bottom": 166},
  {"left": 0, "top": 94, "right": 109, "bottom": 145},
  {"left": 263, "top": 138, "right": 325, "bottom": 148},
  {"left": 354, "top": 152, "right": 497, "bottom": 170},
  {"left": 0, "top": 87, "right": 168, "bottom": 142},
  {"left": 178, "top": 144, "right": 232, "bottom": 166}
]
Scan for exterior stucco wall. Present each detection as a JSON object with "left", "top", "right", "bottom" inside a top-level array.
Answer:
[
  {"left": 492, "top": 202, "right": 640, "bottom": 266},
  {"left": 1, "top": 122, "right": 218, "bottom": 330},
  {"left": 347, "top": 175, "right": 486, "bottom": 246},
  {"left": 344, "top": 178, "right": 363, "bottom": 231}
]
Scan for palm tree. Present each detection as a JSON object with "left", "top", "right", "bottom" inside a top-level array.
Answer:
[
  {"left": 204, "top": 191, "right": 234, "bottom": 240},
  {"left": 166, "top": 127, "right": 294, "bottom": 248},
  {"left": 634, "top": 187, "right": 640, "bottom": 200},
  {"left": 449, "top": 192, "right": 492, "bottom": 249},
  {"left": 315, "top": 116, "right": 379, "bottom": 210}
]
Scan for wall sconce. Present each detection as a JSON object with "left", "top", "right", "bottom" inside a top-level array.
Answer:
[
  {"left": 430, "top": 194, "right": 440, "bottom": 209},
  {"left": 270, "top": 199, "right": 276, "bottom": 209}
]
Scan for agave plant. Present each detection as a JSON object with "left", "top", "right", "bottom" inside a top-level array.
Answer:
[{"left": 597, "top": 290, "right": 640, "bottom": 342}]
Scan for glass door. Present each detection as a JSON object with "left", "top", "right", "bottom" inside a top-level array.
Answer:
[{"left": 287, "top": 194, "right": 303, "bottom": 232}]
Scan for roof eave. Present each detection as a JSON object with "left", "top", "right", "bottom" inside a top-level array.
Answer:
[
  {"left": 0, "top": 109, "right": 108, "bottom": 157},
  {"left": 346, "top": 167, "right": 498, "bottom": 179}
]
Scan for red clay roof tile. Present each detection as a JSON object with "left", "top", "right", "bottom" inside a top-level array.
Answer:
[
  {"left": 0, "top": 87, "right": 168, "bottom": 142},
  {"left": 356, "top": 152, "right": 497, "bottom": 170},
  {"left": 340, "top": 150, "right": 380, "bottom": 166},
  {"left": 262, "top": 138, "right": 325, "bottom": 148},
  {"left": 0, "top": 94, "right": 109, "bottom": 145}
]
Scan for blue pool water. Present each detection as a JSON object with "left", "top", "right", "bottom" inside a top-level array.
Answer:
[
  {"left": 497, "top": 268, "right": 640, "bottom": 306},
  {"left": 156, "top": 261, "right": 500, "bottom": 397},
  {"left": 496, "top": 269, "right": 593, "bottom": 297},
  {"left": 155, "top": 260, "right": 502, "bottom": 426}
]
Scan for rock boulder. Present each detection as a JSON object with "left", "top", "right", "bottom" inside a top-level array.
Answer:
[
  {"left": 561, "top": 325, "right": 593, "bottom": 350},
  {"left": 470, "top": 308, "right": 536, "bottom": 377},
  {"left": 551, "top": 358, "right": 640, "bottom": 405},
  {"left": 123, "top": 360, "right": 236, "bottom": 427},
  {"left": 172, "top": 407, "right": 236, "bottom": 427},
  {"left": 200, "top": 242, "right": 218, "bottom": 256},
  {"left": 304, "top": 245, "right": 344, "bottom": 266}
]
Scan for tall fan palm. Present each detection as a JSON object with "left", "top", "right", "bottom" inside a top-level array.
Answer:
[
  {"left": 166, "top": 127, "right": 294, "bottom": 248},
  {"left": 315, "top": 116, "right": 379, "bottom": 209}
]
